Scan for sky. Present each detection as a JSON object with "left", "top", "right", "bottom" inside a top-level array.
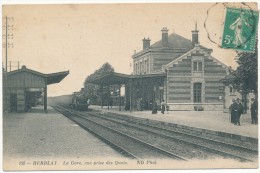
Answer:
[{"left": 2, "top": 2, "right": 258, "bottom": 96}]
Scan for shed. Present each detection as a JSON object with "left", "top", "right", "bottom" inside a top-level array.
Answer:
[{"left": 3, "top": 65, "right": 69, "bottom": 113}]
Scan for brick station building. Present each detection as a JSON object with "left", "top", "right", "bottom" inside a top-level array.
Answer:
[{"left": 90, "top": 25, "right": 231, "bottom": 111}]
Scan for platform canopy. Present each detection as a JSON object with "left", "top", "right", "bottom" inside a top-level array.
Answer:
[
  {"left": 46, "top": 71, "right": 70, "bottom": 85},
  {"left": 7, "top": 65, "right": 69, "bottom": 85},
  {"left": 88, "top": 72, "right": 131, "bottom": 85},
  {"left": 88, "top": 72, "right": 166, "bottom": 86}
]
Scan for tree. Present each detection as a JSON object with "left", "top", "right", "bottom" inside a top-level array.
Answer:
[
  {"left": 83, "top": 63, "right": 115, "bottom": 104},
  {"left": 234, "top": 52, "right": 257, "bottom": 93},
  {"left": 232, "top": 51, "right": 258, "bottom": 112}
]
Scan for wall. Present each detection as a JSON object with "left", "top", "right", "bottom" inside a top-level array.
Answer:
[
  {"left": 151, "top": 51, "right": 184, "bottom": 72},
  {"left": 5, "top": 88, "right": 25, "bottom": 112},
  {"left": 4, "top": 71, "right": 46, "bottom": 113},
  {"left": 133, "top": 49, "right": 188, "bottom": 75},
  {"left": 166, "top": 47, "right": 228, "bottom": 110},
  {"left": 7, "top": 71, "right": 45, "bottom": 88}
]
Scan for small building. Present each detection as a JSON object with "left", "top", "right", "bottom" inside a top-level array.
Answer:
[
  {"left": 221, "top": 73, "right": 256, "bottom": 112},
  {"left": 3, "top": 65, "right": 69, "bottom": 113}
]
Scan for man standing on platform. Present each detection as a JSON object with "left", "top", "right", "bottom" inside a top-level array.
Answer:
[
  {"left": 161, "top": 99, "right": 166, "bottom": 114},
  {"left": 229, "top": 98, "right": 236, "bottom": 124},
  {"left": 233, "top": 98, "right": 244, "bottom": 126},
  {"left": 250, "top": 98, "right": 258, "bottom": 124}
]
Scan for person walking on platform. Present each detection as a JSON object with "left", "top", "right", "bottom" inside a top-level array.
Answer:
[
  {"left": 152, "top": 100, "right": 158, "bottom": 114},
  {"left": 140, "top": 98, "right": 144, "bottom": 111},
  {"left": 229, "top": 98, "right": 236, "bottom": 124},
  {"left": 161, "top": 100, "right": 166, "bottom": 114},
  {"left": 250, "top": 98, "right": 258, "bottom": 124},
  {"left": 233, "top": 98, "right": 244, "bottom": 126},
  {"left": 166, "top": 104, "right": 169, "bottom": 114},
  {"left": 109, "top": 97, "right": 113, "bottom": 109}
]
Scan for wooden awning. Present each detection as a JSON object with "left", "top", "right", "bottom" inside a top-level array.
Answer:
[
  {"left": 7, "top": 66, "right": 69, "bottom": 85},
  {"left": 88, "top": 72, "right": 166, "bottom": 85}
]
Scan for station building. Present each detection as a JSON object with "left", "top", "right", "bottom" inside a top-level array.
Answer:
[
  {"left": 3, "top": 65, "right": 69, "bottom": 113},
  {"left": 132, "top": 25, "right": 231, "bottom": 110},
  {"left": 89, "top": 25, "right": 232, "bottom": 111}
]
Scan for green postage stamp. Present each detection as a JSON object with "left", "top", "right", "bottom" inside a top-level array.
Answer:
[{"left": 222, "top": 7, "right": 259, "bottom": 52}]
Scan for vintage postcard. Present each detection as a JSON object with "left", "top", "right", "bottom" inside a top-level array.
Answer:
[{"left": 1, "top": 1, "right": 259, "bottom": 172}]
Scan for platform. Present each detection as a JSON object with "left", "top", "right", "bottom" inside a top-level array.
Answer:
[
  {"left": 89, "top": 105, "right": 258, "bottom": 139},
  {"left": 3, "top": 106, "right": 124, "bottom": 171}
]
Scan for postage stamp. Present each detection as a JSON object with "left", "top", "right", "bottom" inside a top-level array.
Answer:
[{"left": 221, "top": 7, "right": 259, "bottom": 52}]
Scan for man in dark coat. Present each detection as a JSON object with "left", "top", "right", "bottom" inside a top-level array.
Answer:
[
  {"left": 250, "top": 98, "right": 258, "bottom": 124},
  {"left": 233, "top": 98, "right": 244, "bottom": 126},
  {"left": 152, "top": 100, "right": 158, "bottom": 114},
  {"left": 161, "top": 100, "right": 166, "bottom": 114},
  {"left": 229, "top": 98, "right": 236, "bottom": 124}
]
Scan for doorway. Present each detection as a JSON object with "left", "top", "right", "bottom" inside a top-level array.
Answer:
[
  {"left": 10, "top": 94, "right": 17, "bottom": 112},
  {"left": 193, "top": 83, "right": 202, "bottom": 103}
]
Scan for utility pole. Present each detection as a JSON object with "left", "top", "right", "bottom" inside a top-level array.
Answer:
[
  {"left": 8, "top": 61, "right": 20, "bottom": 72},
  {"left": 2, "top": 16, "right": 14, "bottom": 72},
  {"left": 2, "top": 16, "right": 14, "bottom": 112}
]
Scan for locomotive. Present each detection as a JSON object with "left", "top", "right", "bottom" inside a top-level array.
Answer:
[{"left": 71, "top": 93, "right": 90, "bottom": 111}]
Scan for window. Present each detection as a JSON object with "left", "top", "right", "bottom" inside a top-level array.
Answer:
[
  {"left": 136, "top": 63, "right": 139, "bottom": 74},
  {"left": 146, "top": 59, "right": 149, "bottom": 73},
  {"left": 193, "top": 83, "right": 202, "bottom": 102},
  {"left": 193, "top": 62, "right": 197, "bottom": 70},
  {"left": 193, "top": 61, "right": 203, "bottom": 71},
  {"left": 137, "top": 63, "right": 140, "bottom": 74},
  {"left": 140, "top": 62, "right": 142, "bottom": 74},
  {"left": 198, "top": 62, "right": 202, "bottom": 71},
  {"left": 144, "top": 60, "right": 147, "bottom": 74}
]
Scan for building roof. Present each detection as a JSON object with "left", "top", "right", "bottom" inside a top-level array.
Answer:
[
  {"left": 88, "top": 72, "right": 166, "bottom": 85},
  {"left": 163, "top": 44, "right": 228, "bottom": 70},
  {"left": 46, "top": 71, "right": 70, "bottom": 85},
  {"left": 151, "top": 33, "right": 193, "bottom": 50},
  {"left": 87, "top": 72, "right": 131, "bottom": 85},
  {"left": 133, "top": 32, "right": 212, "bottom": 58},
  {"left": 7, "top": 66, "right": 69, "bottom": 85}
]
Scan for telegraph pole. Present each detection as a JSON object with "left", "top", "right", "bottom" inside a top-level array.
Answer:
[
  {"left": 5, "top": 16, "right": 7, "bottom": 72},
  {"left": 2, "top": 16, "right": 14, "bottom": 112},
  {"left": 3, "top": 16, "right": 14, "bottom": 72},
  {"left": 8, "top": 61, "right": 20, "bottom": 71}
]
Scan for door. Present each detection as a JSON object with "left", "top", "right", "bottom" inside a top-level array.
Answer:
[
  {"left": 193, "top": 83, "right": 202, "bottom": 103},
  {"left": 10, "top": 94, "right": 17, "bottom": 112}
]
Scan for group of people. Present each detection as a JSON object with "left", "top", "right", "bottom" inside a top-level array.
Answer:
[
  {"left": 229, "top": 98, "right": 258, "bottom": 126},
  {"left": 152, "top": 99, "right": 168, "bottom": 114}
]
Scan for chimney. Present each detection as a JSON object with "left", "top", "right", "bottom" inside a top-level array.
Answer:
[
  {"left": 191, "top": 22, "right": 199, "bottom": 46},
  {"left": 161, "top": 27, "right": 169, "bottom": 47},
  {"left": 142, "top": 37, "right": 151, "bottom": 50}
]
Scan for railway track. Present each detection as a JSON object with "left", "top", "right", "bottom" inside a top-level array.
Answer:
[
  {"left": 53, "top": 105, "right": 187, "bottom": 160},
  {"left": 53, "top": 105, "right": 257, "bottom": 162},
  {"left": 98, "top": 113, "right": 257, "bottom": 161}
]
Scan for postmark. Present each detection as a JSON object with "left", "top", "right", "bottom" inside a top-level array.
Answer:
[{"left": 221, "top": 7, "right": 259, "bottom": 52}]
